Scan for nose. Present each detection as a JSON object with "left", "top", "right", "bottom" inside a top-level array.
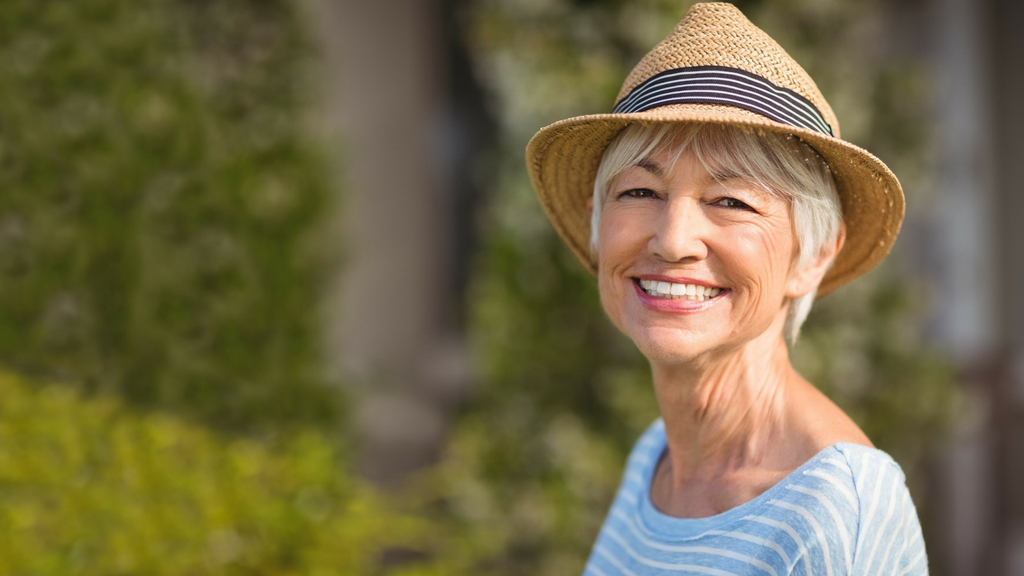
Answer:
[{"left": 648, "top": 196, "right": 709, "bottom": 263}]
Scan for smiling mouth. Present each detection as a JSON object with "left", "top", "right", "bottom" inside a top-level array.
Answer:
[{"left": 635, "top": 279, "right": 725, "bottom": 301}]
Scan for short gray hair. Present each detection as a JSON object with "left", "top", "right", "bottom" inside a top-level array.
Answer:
[{"left": 590, "top": 122, "right": 842, "bottom": 343}]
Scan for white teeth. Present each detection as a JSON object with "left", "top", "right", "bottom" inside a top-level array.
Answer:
[{"left": 638, "top": 280, "right": 723, "bottom": 301}]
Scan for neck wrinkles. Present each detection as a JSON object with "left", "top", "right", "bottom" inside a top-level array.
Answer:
[{"left": 649, "top": 325, "right": 794, "bottom": 485}]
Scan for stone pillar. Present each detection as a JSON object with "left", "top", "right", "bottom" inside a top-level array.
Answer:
[
  {"left": 988, "top": 0, "right": 1024, "bottom": 572},
  {"left": 929, "top": 0, "right": 1024, "bottom": 572},
  {"left": 928, "top": 0, "right": 998, "bottom": 572},
  {"left": 306, "top": 0, "right": 474, "bottom": 484}
]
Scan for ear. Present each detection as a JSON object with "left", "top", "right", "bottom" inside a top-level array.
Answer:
[
  {"left": 586, "top": 195, "right": 594, "bottom": 217},
  {"left": 785, "top": 222, "right": 846, "bottom": 298}
]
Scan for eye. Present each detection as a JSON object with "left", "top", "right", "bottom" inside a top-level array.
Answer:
[
  {"left": 712, "top": 196, "right": 756, "bottom": 211},
  {"left": 617, "top": 188, "right": 658, "bottom": 199}
]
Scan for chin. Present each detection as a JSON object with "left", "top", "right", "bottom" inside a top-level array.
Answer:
[{"left": 628, "top": 324, "right": 717, "bottom": 364}]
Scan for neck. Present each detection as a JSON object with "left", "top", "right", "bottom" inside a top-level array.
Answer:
[{"left": 649, "top": 318, "right": 798, "bottom": 485}]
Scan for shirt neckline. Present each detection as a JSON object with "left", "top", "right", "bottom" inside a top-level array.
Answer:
[{"left": 635, "top": 426, "right": 864, "bottom": 540}]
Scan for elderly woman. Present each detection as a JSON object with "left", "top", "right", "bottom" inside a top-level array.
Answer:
[{"left": 525, "top": 3, "right": 927, "bottom": 576}]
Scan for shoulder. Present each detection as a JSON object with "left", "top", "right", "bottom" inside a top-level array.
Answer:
[
  {"left": 625, "top": 418, "right": 666, "bottom": 464},
  {"left": 768, "top": 444, "right": 927, "bottom": 575},
  {"left": 832, "top": 444, "right": 915, "bottom": 525},
  {"left": 611, "top": 419, "right": 665, "bottom": 500},
  {"left": 786, "top": 442, "right": 910, "bottom": 517},
  {"left": 833, "top": 443, "right": 904, "bottom": 484},
  {"left": 814, "top": 444, "right": 912, "bottom": 530},
  {"left": 830, "top": 444, "right": 929, "bottom": 576}
]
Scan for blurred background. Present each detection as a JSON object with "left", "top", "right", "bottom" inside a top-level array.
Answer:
[{"left": 0, "top": 0, "right": 1020, "bottom": 574}]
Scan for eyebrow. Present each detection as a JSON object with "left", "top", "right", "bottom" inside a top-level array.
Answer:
[
  {"left": 710, "top": 169, "right": 742, "bottom": 181},
  {"left": 631, "top": 157, "right": 734, "bottom": 185},
  {"left": 635, "top": 158, "right": 663, "bottom": 176}
]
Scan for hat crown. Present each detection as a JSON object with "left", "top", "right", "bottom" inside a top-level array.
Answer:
[{"left": 615, "top": 2, "right": 840, "bottom": 138}]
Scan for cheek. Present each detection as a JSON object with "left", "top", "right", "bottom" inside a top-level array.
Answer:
[
  {"left": 597, "top": 207, "right": 648, "bottom": 268},
  {"left": 597, "top": 272, "right": 621, "bottom": 325},
  {"left": 596, "top": 208, "right": 648, "bottom": 330},
  {"left": 597, "top": 262, "right": 637, "bottom": 338},
  {"left": 719, "top": 219, "right": 796, "bottom": 305},
  {"left": 755, "top": 223, "right": 795, "bottom": 283}
]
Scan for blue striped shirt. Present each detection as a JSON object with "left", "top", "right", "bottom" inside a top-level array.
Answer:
[{"left": 584, "top": 420, "right": 928, "bottom": 576}]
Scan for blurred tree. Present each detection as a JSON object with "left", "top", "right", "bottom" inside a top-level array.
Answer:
[
  {"left": 421, "top": 1, "right": 962, "bottom": 574},
  {"left": 0, "top": 0, "right": 339, "bottom": 432},
  {"left": 0, "top": 369, "right": 460, "bottom": 576}
]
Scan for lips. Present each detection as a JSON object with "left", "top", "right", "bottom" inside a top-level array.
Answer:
[
  {"left": 636, "top": 278, "right": 722, "bottom": 301},
  {"left": 629, "top": 276, "right": 729, "bottom": 313}
]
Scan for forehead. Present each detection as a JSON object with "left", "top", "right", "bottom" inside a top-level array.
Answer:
[
  {"left": 618, "top": 147, "right": 710, "bottom": 181},
  {"left": 616, "top": 144, "right": 773, "bottom": 193},
  {"left": 611, "top": 128, "right": 790, "bottom": 198}
]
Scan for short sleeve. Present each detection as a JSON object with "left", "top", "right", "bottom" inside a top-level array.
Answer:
[{"left": 842, "top": 446, "right": 929, "bottom": 576}]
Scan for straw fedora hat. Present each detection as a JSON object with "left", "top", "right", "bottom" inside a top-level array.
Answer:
[{"left": 525, "top": 2, "right": 904, "bottom": 297}]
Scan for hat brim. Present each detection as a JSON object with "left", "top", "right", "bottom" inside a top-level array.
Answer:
[{"left": 525, "top": 102, "right": 904, "bottom": 297}]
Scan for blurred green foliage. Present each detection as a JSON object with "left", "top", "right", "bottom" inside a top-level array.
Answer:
[
  {"left": 0, "top": 1, "right": 482, "bottom": 573},
  {"left": 0, "top": 369, "right": 458, "bottom": 576},
  {"left": 422, "top": 1, "right": 962, "bottom": 574},
  {"left": 0, "top": 0, "right": 339, "bottom": 431}
]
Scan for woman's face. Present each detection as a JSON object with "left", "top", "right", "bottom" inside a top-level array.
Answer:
[{"left": 597, "top": 147, "right": 805, "bottom": 364}]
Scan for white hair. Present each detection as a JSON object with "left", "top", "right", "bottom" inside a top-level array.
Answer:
[{"left": 590, "top": 122, "right": 842, "bottom": 343}]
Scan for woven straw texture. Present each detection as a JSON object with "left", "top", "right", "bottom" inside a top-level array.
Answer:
[{"left": 525, "top": 2, "right": 904, "bottom": 297}]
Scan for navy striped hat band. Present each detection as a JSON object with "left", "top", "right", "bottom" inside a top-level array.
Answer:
[{"left": 612, "top": 65, "right": 834, "bottom": 137}]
